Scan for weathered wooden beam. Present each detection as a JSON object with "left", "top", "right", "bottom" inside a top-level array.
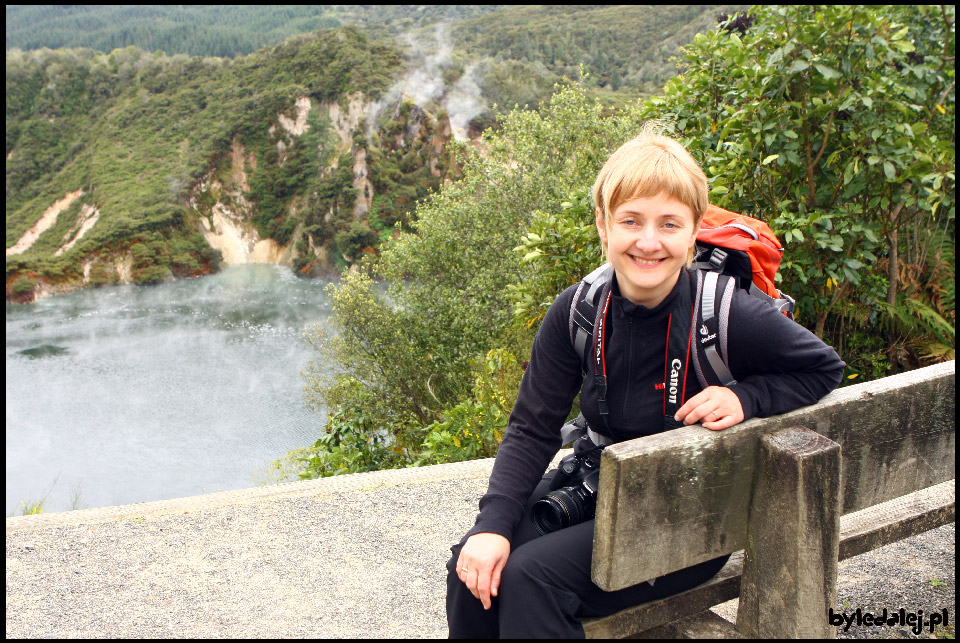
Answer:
[
  {"left": 583, "top": 480, "right": 954, "bottom": 639},
  {"left": 639, "top": 610, "right": 745, "bottom": 639},
  {"left": 837, "top": 479, "right": 955, "bottom": 560},
  {"left": 583, "top": 552, "right": 745, "bottom": 638},
  {"left": 592, "top": 423, "right": 757, "bottom": 591},
  {"left": 592, "top": 361, "right": 954, "bottom": 592},
  {"left": 790, "top": 361, "right": 955, "bottom": 513},
  {"left": 736, "top": 427, "right": 841, "bottom": 638}
]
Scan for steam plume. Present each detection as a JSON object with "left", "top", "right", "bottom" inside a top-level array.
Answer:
[{"left": 367, "top": 23, "right": 485, "bottom": 141}]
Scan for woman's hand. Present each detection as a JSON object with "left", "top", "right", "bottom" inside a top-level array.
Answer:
[
  {"left": 456, "top": 532, "right": 511, "bottom": 610},
  {"left": 675, "top": 385, "right": 744, "bottom": 431}
]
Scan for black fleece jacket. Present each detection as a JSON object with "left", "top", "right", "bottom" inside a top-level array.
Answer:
[{"left": 472, "top": 268, "right": 846, "bottom": 542}]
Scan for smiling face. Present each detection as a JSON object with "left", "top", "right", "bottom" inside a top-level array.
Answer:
[
  {"left": 591, "top": 129, "right": 709, "bottom": 307},
  {"left": 595, "top": 193, "right": 699, "bottom": 308}
]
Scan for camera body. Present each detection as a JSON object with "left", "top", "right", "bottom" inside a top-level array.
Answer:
[{"left": 531, "top": 434, "right": 604, "bottom": 535}]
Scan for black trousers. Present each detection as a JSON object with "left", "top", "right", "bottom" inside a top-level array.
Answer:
[{"left": 446, "top": 473, "right": 730, "bottom": 638}]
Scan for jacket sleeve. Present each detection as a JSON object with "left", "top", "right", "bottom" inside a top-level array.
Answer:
[
  {"left": 725, "top": 290, "right": 846, "bottom": 420},
  {"left": 469, "top": 285, "right": 585, "bottom": 542}
]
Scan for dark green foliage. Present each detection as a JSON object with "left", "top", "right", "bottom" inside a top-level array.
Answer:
[
  {"left": 86, "top": 260, "right": 117, "bottom": 287},
  {"left": 640, "top": 5, "right": 955, "bottom": 373},
  {"left": 124, "top": 228, "right": 220, "bottom": 284},
  {"left": 5, "top": 6, "right": 505, "bottom": 58},
  {"left": 453, "top": 5, "right": 749, "bottom": 100},
  {"left": 11, "top": 276, "right": 37, "bottom": 295},
  {"left": 513, "top": 6, "right": 954, "bottom": 387},
  {"left": 301, "top": 81, "right": 649, "bottom": 475},
  {"left": 510, "top": 190, "right": 602, "bottom": 328},
  {"left": 335, "top": 222, "right": 378, "bottom": 261}
]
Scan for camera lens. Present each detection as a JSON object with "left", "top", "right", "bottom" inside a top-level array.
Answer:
[{"left": 531, "top": 486, "right": 592, "bottom": 535}]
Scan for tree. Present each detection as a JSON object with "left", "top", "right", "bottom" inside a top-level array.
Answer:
[
  {"left": 642, "top": 5, "right": 954, "bottom": 368},
  {"left": 302, "top": 80, "right": 649, "bottom": 464}
]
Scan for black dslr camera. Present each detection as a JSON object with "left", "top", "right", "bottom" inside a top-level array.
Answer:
[{"left": 531, "top": 430, "right": 605, "bottom": 535}]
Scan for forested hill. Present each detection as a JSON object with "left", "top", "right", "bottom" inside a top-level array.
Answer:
[
  {"left": 4, "top": 5, "right": 507, "bottom": 57},
  {"left": 6, "top": 5, "right": 743, "bottom": 99},
  {"left": 6, "top": 5, "right": 745, "bottom": 302}
]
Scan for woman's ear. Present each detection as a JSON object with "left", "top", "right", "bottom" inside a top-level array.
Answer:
[
  {"left": 595, "top": 207, "right": 607, "bottom": 246},
  {"left": 688, "top": 218, "right": 702, "bottom": 249},
  {"left": 686, "top": 218, "right": 702, "bottom": 265}
]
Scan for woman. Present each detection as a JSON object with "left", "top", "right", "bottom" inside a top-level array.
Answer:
[{"left": 446, "top": 129, "right": 845, "bottom": 638}]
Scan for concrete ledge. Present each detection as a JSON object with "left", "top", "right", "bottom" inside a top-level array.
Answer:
[
  {"left": 6, "top": 456, "right": 507, "bottom": 638},
  {"left": 6, "top": 456, "right": 498, "bottom": 532},
  {"left": 5, "top": 454, "right": 953, "bottom": 638}
]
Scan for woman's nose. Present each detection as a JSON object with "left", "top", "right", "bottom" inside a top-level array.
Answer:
[{"left": 634, "top": 227, "right": 661, "bottom": 251}]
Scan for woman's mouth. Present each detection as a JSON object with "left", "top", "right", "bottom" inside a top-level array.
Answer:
[{"left": 629, "top": 255, "right": 666, "bottom": 268}]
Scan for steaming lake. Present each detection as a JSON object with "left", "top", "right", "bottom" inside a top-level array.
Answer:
[{"left": 5, "top": 264, "right": 334, "bottom": 516}]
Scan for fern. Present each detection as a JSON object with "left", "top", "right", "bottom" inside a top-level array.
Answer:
[
  {"left": 938, "top": 244, "right": 955, "bottom": 320},
  {"left": 877, "top": 296, "right": 956, "bottom": 363}
]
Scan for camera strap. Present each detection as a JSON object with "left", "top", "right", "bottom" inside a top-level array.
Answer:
[
  {"left": 559, "top": 414, "right": 588, "bottom": 446},
  {"left": 661, "top": 271, "right": 695, "bottom": 430},
  {"left": 592, "top": 271, "right": 695, "bottom": 433},
  {"left": 587, "top": 426, "right": 614, "bottom": 446}
]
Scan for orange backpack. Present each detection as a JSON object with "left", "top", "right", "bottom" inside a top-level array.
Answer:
[{"left": 693, "top": 204, "right": 794, "bottom": 317}]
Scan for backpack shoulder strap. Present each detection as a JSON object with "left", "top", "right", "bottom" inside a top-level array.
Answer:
[
  {"left": 569, "top": 264, "right": 614, "bottom": 376},
  {"left": 692, "top": 269, "right": 738, "bottom": 387}
]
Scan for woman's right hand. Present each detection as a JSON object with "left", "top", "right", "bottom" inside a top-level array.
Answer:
[{"left": 456, "top": 532, "right": 511, "bottom": 610}]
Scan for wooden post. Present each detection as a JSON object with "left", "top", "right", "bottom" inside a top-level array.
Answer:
[{"left": 737, "top": 426, "right": 842, "bottom": 638}]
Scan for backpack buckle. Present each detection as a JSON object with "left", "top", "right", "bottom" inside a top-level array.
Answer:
[
  {"left": 776, "top": 290, "right": 797, "bottom": 318},
  {"left": 709, "top": 248, "right": 728, "bottom": 270}
]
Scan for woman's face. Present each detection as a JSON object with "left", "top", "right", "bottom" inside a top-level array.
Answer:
[{"left": 595, "top": 193, "right": 699, "bottom": 308}]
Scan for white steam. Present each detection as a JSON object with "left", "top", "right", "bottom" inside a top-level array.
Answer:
[
  {"left": 446, "top": 63, "right": 484, "bottom": 140},
  {"left": 367, "top": 23, "right": 485, "bottom": 141}
]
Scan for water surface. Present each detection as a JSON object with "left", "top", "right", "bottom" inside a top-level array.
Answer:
[{"left": 6, "top": 265, "right": 334, "bottom": 515}]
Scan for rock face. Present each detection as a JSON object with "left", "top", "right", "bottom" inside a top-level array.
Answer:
[
  {"left": 6, "top": 188, "right": 123, "bottom": 301},
  {"left": 55, "top": 204, "right": 100, "bottom": 257},
  {"left": 325, "top": 92, "right": 369, "bottom": 147},
  {"left": 80, "top": 252, "right": 134, "bottom": 287},
  {"left": 352, "top": 146, "right": 373, "bottom": 218},
  {"left": 189, "top": 90, "right": 458, "bottom": 271},
  {"left": 191, "top": 94, "right": 381, "bottom": 268},
  {"left": 200, "top": 202, "right": 278, "bottom": 265},
  {"left": 193, "top": 136, "right": 293, "bottom": 267},
  {"left": 322, "top": 92, "right": 375, "bottom": 222}
]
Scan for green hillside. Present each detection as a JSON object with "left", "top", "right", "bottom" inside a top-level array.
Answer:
[
  {"left": 6, "top": 26, "right": 456, "bottom": 297},
  {"left": 6, "top": 6, "right": 748, "bottom": 302},
  {"left": 4, "top": 5, "right": 506, "bottom": 58},
  {"left": 453, "top": 5, "right": 742, "bottom": 98},
  {"left": 7, "top": 5, "right": 747, "bottom": 105}
]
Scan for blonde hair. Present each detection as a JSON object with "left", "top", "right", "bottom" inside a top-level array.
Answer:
[{"left": 592, "top": 124, "right": 708, "bottom": 261}]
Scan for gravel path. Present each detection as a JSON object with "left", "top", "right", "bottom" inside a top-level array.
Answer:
[{"left": 5, "top": 459, "right": 954, "bottom": 639}]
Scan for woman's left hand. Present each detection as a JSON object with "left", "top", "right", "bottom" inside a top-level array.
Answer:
[{"left": 674, "top": 386, "right": 744, "bottom": 431}]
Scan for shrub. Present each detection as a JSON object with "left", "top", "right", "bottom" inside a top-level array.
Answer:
[
  {"left": 12, "top": 276, "right": 37, "bottom": 295},
  {"left": 301, "top": 80, "right": 649, "bottom": 469},
  {"left": 640, "top": 5, "right": 954, "bottom": 366}
]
